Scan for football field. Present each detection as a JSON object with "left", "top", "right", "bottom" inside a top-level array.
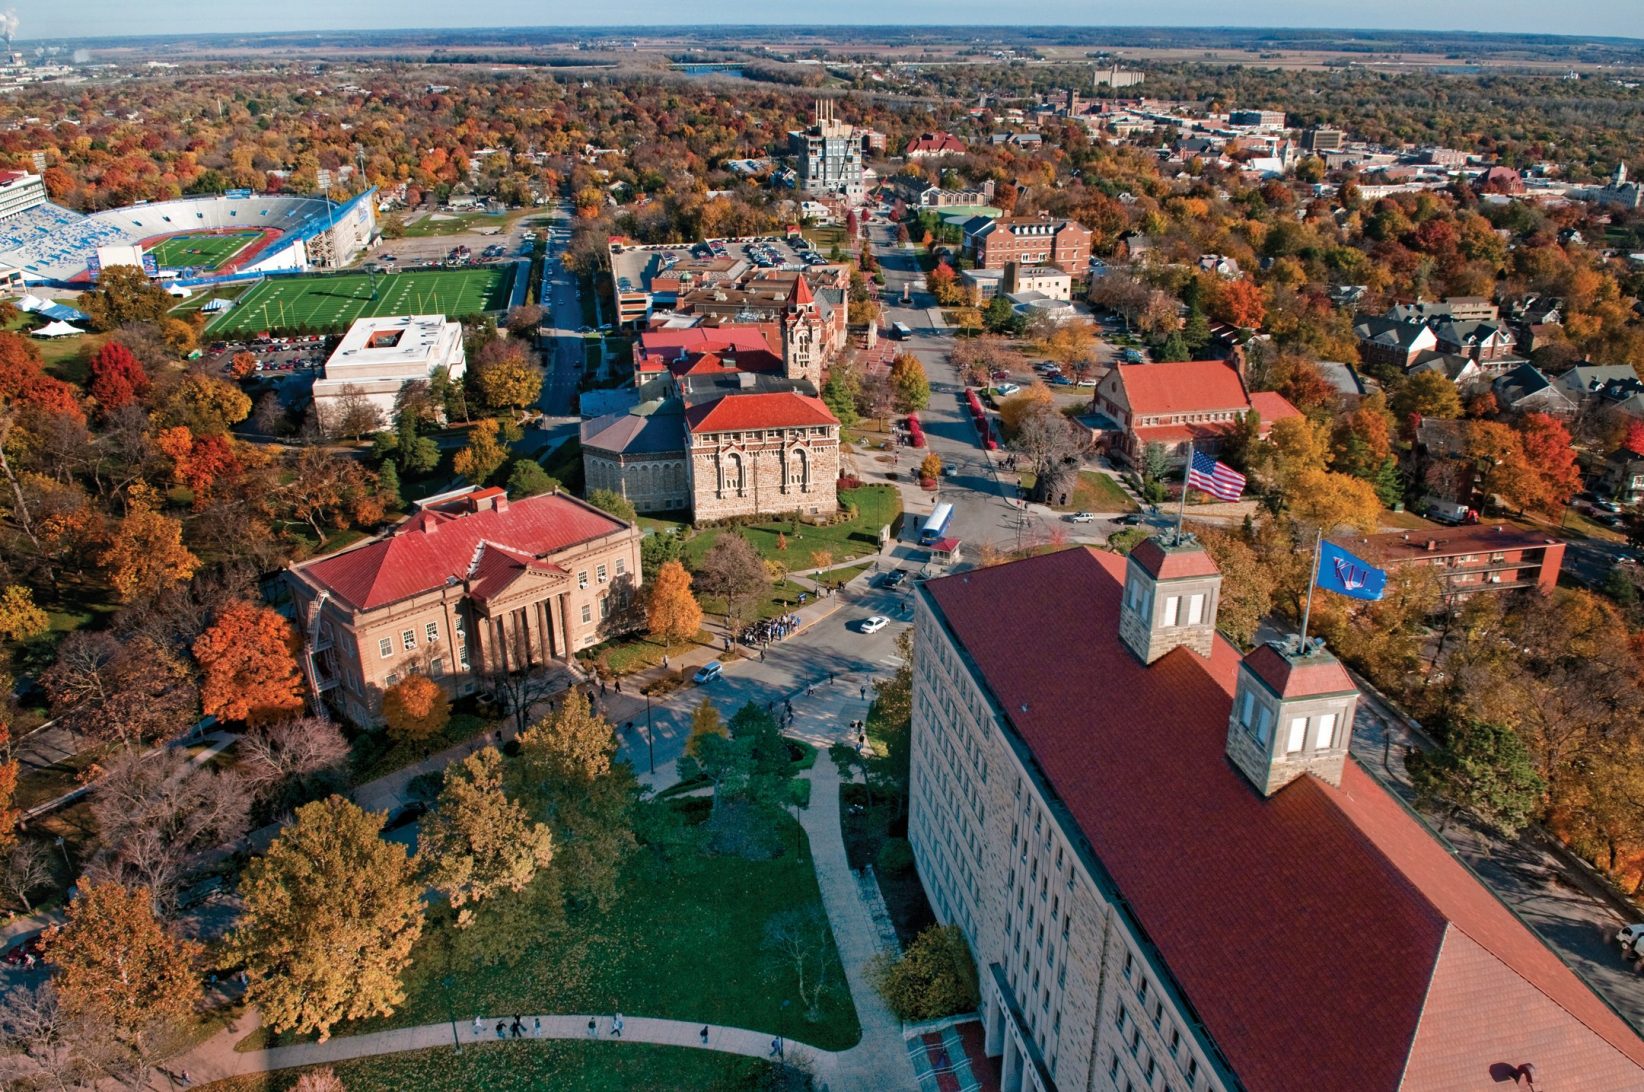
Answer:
[
  {"left": 147, "top": 231, "right": 264, "bottom": 271},
  {"left": 202, "top": 266, "right": 515, "bottom": 336}
]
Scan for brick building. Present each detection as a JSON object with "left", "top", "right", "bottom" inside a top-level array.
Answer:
[
  {"left": 286, "top": 486, "right": 642, "bottom": 726},
  {"left": 911, "top": 541, "right": 1644, "bottom": 1092},
  {"left": 1358, "top": 525, "right": 1564, "bottom": 598},
  {"left": 583, "top": 279, "right": 840, "bottom": 520},
  {"left": 1088, "top": 360, "right": 1299, "bottom": 467},
  {"left": 967, "top": 213, "right": 1092, "bottom": 275}
]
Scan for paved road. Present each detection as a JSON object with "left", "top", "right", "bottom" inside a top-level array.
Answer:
[{"left": 536, "top": 202, "right": 584, "bottom": 419}]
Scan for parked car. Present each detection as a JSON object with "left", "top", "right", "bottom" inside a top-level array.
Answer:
[
  {"left": 2, "top": 934, "right": 44, "bottom": 967},
  {"left": 993, "top": 382, "right": 1021, "bottom": 397},
  {"left": 1066, "top": 512, "right": 1096, "bottom": 523},
  {"left": 1617, "top": 923, "right": 1644, "bottom": 956},
  {"left": 1115, "top": 512, "right": 1147, "bottom": 526},
  {"left": 1120, "top": 349, "right": 1146, "bottom": 364},
  {"left": 693, "top": 661, "right": 724, "bottom": 684},
  {"left": 858, "top": 615, "right": 890, "bottom": 635},
  {"left": 878, "top": 569, "right": 907, "bottom": 588}
]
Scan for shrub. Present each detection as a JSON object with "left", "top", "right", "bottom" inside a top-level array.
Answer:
[
  {"left": 871, "top": 924, "right": 980, "bottom": 1021},
  {"left": 875, "top": 837, "right": 915, "bottom": 875}
]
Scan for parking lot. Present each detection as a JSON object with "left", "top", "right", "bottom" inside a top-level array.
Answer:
[{"left": 203, "top": 334, "right": 333, "bottom": 380}]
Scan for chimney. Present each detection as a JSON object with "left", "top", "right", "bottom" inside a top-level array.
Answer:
[{"left": 1425, "top": 539, "right": 1437, "bottom": 552}]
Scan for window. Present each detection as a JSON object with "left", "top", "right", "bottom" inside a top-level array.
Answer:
[
  {"left": 385, "top": 672, "right": 399, "bottom": 687},
  {"left": 615, "top": 557, "right": 626, "bottom": 576},
  {"left": 1239, "top": 689, "right": 1255, "bottom": 728},
  {"left": 1187, "top": 1058, "right": 1198, "bottom": 1085},
  {"left": 1117, "top": 1007, "right": 1129, "bottom": 1032},
  {"left": 1126, "top": 577, "right": 1143, "bottom": 610},
  {"left": 1186, "top": 593, "right": 1205, "bottom": 625},
  {"left": 378, "top": 637, "right": 392, "bottom": 659},
  {"left": 458, "top": 645, "right": 470, "bottom": 669},
  {"left": 425, "top": 621, "right": 439, "bottom": 643},
  {"left": 1286, "top": 716, "right": 1307, "bottom": 754},
  {"left": 599, "top": 596, "right": 610, "bottom": 619},
  {"left": 1314, "top": 712, "right": 1337, "bottom": 750},
  {"left": 401, "top": 629, "right": 416, "bottom": 651},
  {"left": 581, "top": 604, "right": 592, "bottom": 624},
  {"left": 1162, "top": 596, "right": 1179, "bottom": 627},
  {"left": 596, "top": 563, "right": 608, "bottom": 583},
  {"left": 578, "top": 570, "right": 589, "bottom": 589},
  {"left": 1254, "top": 704, "right": 1272, "bottom": 746},
  {"left": 431, "top": 658, "right": 445, "bottom": 677}
]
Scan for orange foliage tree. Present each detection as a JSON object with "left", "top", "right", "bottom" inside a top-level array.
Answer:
[
  {"left": 0, "top": 331, "right": 84, "bottom": 423},
  {"left": 381, "top": 674, "right": 451, "bottom": 741},
  {"left": 156, "top": 425, "right": 242, "bottom": 504},
  {"left": 192, "top": 599, "right": 304, "bottom": 723}
]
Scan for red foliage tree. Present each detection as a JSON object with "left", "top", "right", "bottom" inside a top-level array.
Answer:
[
  {"left": 1516, "top": 412, "right": 1583, "bottom": 513},
  {"left": 0, "top": 332, "right": 83, "bottom": 423},
  {"left": 87, "top": 341, "right": 150, "bottom": 412},
  {"left": 1623, "top": 420, "right": 1644, "bottom": 457}
]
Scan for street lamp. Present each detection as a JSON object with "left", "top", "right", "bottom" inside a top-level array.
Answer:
[
  {"left": 440, "top": 974, "right": 462, "bottom": 1053},
  {"left": 645, "top": 691, "right": 655, "bottom": 776}
]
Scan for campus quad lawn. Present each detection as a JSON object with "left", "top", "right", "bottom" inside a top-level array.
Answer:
[
  {"left": 148, "top": 230, "right": 263, "bottom": 271},
  {"left": 203, "top": 1041, "right": 774, "bottom": 1092},
  {"left": 317, "top": 803, "right": 861, "bottom": 1051},
  {"left": 680, "top": 485, "right": 901, "bottom": 568},
  {"left": 1020, "top": 470, "right": 1138, "bottom": 513},
  {"left": 203, "top": 266, "right": 514, "bottom": 336}
]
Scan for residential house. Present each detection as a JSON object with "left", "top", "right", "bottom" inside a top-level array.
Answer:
[
  {"left": 1431, "top": 318, "right": 1516, "bottom": 364},
  {"left": 1355, "top": 316, "right": 1438, "bottom": 369},
  {"left": 1405, "top": 418, "right": 1476, "bottom": 519},
  {"left": 1493, "top": 363, "right": 1577, "bottom": 416},
  {"left": 1089, "top": 360, "right": 1299, "bottom": 467},
  {"left": 904, "top": 131, "right": 967, "bottom": 159}
]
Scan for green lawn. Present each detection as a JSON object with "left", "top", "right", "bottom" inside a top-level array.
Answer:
[
  {"left": 294, "top": 802, "right": 859, "bottom": 1051},
  {"left": 148, "top": 230, "right": 264, "bottom": 271},
  {"left": 580, "top": 629, "right": 715, "bottom": 677},
  {"left": 399, "top": 210, "right": 511, "bottom": 238},
  {"left": 1020, "top": 470, "right": 1138, "bottom": 513},
  {"left": 204, "top": 266, "right": 515, "bottom": 336},
  {"left": 681, "top": 485, "right": 900, "bottom": 568},
  {"left": 202, "top": 1041, "right": 775, "bottom": 1092}
]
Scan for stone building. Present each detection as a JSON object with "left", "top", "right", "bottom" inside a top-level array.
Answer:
[
  {"left": 286, "top": 485, "right": 641, "bottom": 726},
  {"left": 912, "top": 540, "right": 1644, "bottom": 1092},
  {"left": 582, "top": 279, "right": 839, "bottom": 520},
  {"left": 312, "top": 314, "right": 466, "bottom": 435},
  {"left": 967, "top": 212, "right": 1092, "bottom": 275}
]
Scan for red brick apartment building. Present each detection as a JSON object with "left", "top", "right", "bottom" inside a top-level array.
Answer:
[
  {"left": 969, "top": 212, "right": 1091, "bottom": 275},
  {"left": 1358, "top": 525, "right": 1564, "bottom": 597}
]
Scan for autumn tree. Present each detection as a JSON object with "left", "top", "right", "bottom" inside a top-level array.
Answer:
[
  {"left": 870, "top": 923, "right": 978, "bottom": 1022},
  {"left": 1389, "top": 371, "right": 1463, "bottom": 429},
  {"left": 0, "top": 723, "right": 18, "bottom": 856},
  {"left": 0, "top": 334, "right": 83, "bottom": 422},
  {"left": 228, "top": 351, "right": 258, "bottom": 380},
  {"left": 587, "top": 487, "right": 637, "bottom": 523},
  {"left": 43, "top": 882, "right": 202, "bottom": 1052},
  {"left": 995, "top": 382, "right": 1055, "bottom": 436},
  {"left": 99, "top": 489, "right": 200, "bottom": 602},
  {"left": 889, "top": 352, "right": 931, "bottom": 413},
  {"left": 0, "top": 584, "right": 48, "bottom": 642},
  {"left": 516, "top": 688, "right": 637, "bottom": 910},
  {"left": 1410, "top": 721, "right": 1545, "bottom": 838},
  {"left": 294, "top": 1068, "right": 348, "bottom": 1092},
  {"left": 381, "top": 674, "right": 452, "bottom": 742},
  {"left": 1465, "top": 421, "right": 1540, "bottom": 514},
  {"left": 151, "top": 372, "right": 252, "bottom": 435},
  {"left": 75, "top": 266, "right": 175, "bottom": 332},
  {"left": 454, "top": 419, "right": 507, "bottom": 484},
  {"left": 472, "top": 340, "right": 542, "bottom": 414},
  {"left": 155, "top": 425, "right": 242, "bottom": 503},
  {"left": 192, "top": 599, "right": 304, "bottom": 724},
  {"left": 231, "top": 796, "right": 425, "bottom": 1041},
  {"left": 694, "top": 532, "right": 769, "bottom": 630},
  {"left": 647, "top": 559, "right": 703, "bottom": 651},
  {"left": 919, "top": 452, "right": 943, "bottom": 481},
  {"left": 687, "top": 698, "right": 728, "bottom": 757},
  {"left": 238, "top": 716, "right": 350, "bottom": 812},
  {"left": 87, "top": 342, "right": 150, "bottom": 414},
  {"left": 419, "top": 747, "right": 553, "bottom": 925},
  {"left": 43, "top": 632, "right": 198, "bottom": 747},
  {"left": 1515, "top": 412, "right": 1582, "bottom": 514}
]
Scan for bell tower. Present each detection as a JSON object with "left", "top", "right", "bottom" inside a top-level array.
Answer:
[
  {"left": 1117, "top": 533, "right": 1222, "bottom": 664},
  {"left": 1225, "top": 638, "right": 1361, "bottom": 796},
  {"left": 782, "top": 275, "right": 822, "bottom": 390}
]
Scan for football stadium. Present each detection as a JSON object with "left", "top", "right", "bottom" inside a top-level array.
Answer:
[
  {"left": 202, "top": 265, "right": 517, "bottom": 337},
  {"left": 0, "top": 171, "right": 378, "bottom": 288}
]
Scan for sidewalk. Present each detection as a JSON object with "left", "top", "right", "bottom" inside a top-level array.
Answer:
[
  {"left": 799, "top": 761, "right": 921, "bottom": 1090},
  {"left": 164, "top": 1012, "right": 845, "bottom": 1087}
]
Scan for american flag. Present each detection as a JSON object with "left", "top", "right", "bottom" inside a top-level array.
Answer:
[{"left": 1186, "top": 451, "right": 1246, "bottom": 502}]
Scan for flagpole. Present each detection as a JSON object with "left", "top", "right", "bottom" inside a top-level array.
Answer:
[
  {"left": 1296, "top": 529, "right": 1323, "bottom": 655},
  {"left": 1175, "top": 441, "right": 1192, "bottom": 542}
]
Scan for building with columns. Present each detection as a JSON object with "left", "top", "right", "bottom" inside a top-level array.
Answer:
[
  {"left": 286, "top": 485, "right": 642, "bottom": 727},
  {"left": 911, "top": 538, "right": 1644, "bottom": 1092}
]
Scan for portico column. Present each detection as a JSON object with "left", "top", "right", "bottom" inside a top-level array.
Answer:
[
  {"left": 534, "top": 599, "right": 553, "bottom": 663},
  {"left": 557, "top": 592, "right": 575, "bottom": 665}
]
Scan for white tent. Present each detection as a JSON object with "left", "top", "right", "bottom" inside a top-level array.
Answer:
[
  {"left": 14, "top": 293, "right": 49, "bottom": 313},
  {"left": 202, "top": 297, "right": 233, "bottom": 313},
  {"left": 31, "top": 320, "right": 82, "bottom": 338},
  {"left": 165, "top": 283, "right": 193, "bottom": 298}
]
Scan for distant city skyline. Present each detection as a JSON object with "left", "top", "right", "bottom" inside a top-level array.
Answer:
[{"left": 15, "top": 1, "right": 1640, "bottom": 42}]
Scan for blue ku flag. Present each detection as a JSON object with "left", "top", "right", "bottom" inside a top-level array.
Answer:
[{"left": 1317, "top": 542, "right": 1388, "bottom": 601}]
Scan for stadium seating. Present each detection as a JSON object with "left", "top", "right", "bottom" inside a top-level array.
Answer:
[{"left": 0, "top": 194, "right": 341, "bottom": 286}]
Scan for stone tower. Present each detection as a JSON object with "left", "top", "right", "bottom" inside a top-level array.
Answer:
[
  {"left": 1225, "top": 638, "right": 1361, "bottom": 796},
  {"left": 781, "top": 275, "right": 822, "bottom": 389},
  {"left": 1117, "top": 533, "right": 1223, "bottom": 664}
]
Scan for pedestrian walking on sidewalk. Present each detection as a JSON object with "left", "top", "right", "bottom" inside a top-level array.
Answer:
[
  {"left": 700, "top": 1025, "right": 710, "bottom": 1045},
  {"left": 510, "top": 1016, "right": 523, "bottom": 1038},
  {"left": 615, "top": 678, "right": 623, "bottom": 694},
  {"left": 586, "top": 1017, "right": 598, "bottom": 1039},
  {"left": 760, "top": 649, "right": 766, "bottom": 662},
  {"left": 496, "top": 1021, "right": 507, "bottom": 1040},
  {"left": 611, "top": 1012, "right": 624, "bottom": 1038},
  {"left": 534, "top": 1017, "right": 543, "bottom": 1038},
  {"left": 473, "top": 1015, "right": 482, "bottom": 1036},
  {"left": 770, "top": 1036, "right": 784, "bottom": 1059}
]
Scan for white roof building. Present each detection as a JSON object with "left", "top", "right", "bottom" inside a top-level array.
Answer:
[{"left": 312, "top": 314, "right": 467, "bottom": 433}]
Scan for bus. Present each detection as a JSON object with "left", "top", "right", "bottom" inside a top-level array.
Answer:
[
  {"left": 919, "top": 502, "right": 955, "bottom": 546},
  {"left": 891, "top": 321, "right": 913, "bottom": 340}
]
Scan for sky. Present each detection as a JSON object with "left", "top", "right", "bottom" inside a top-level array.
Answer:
[{"left": 16, "top": 0, "right": 1636, "bottom": 41}]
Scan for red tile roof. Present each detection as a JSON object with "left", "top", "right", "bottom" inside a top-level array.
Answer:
[
  {"left": 1248, "top": 389, "right": 1302, "bottom": 425},
  {"left": 790, "top": 274, "right": 814, "bottom": 307},
  {"left": 1242, "top": 641, "right": 1356, "bottom": 698},
  {"left": 1129, "top": 537, "right": 1222, "bottom": 579},
  {"left": 297, "top": 491, "right": 626, "bottom": 611},
  {"left": 636, "top": 324, "right": 781, "bottom": 372},
  {"left": 1116, "top": 360, "right": 1251, "bottom": 416},
  {"left": 923, "top": 547, "right": 1644, "bottom": 1091},
  {"left": 685, "top": 391, "right": 838, "bottom": 433},
  {"left": 1357, "top": 525, "right": 1563, "bottom": 562}
]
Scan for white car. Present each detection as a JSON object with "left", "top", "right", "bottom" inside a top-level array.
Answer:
[
  {"left": 859, "top": 616, "right": 890, "bottom": 635},
  {"left": 1618, "top": 923, "right": 1644, "bottom": 956},
  {"left": 993, "top": 382, "right": 1021, "bottom": 397}
]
